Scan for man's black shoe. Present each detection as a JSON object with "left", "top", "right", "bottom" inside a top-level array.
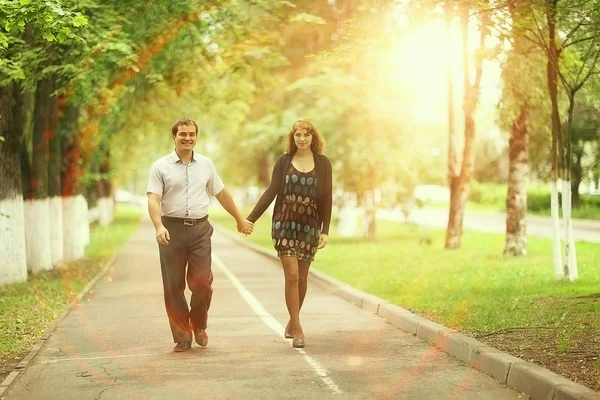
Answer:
[{"left": 173, "top": 341, "right": 192, "bottom": 352}]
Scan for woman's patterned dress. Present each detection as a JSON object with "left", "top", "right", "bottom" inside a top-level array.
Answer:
[{"left": 272, "top": 163, "right": 321, "bottom": 262}]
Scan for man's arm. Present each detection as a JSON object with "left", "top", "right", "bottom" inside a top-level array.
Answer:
[
  {"left": 215, "top": 188, "right": 253, "bottom": 234},
  {"left": 148, "top": 193, "right": 170, "bottom": 244}
]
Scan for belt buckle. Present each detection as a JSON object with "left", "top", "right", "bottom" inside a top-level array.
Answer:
[{"left": 183, "top": 218, "right": 194, "bottom": 226}]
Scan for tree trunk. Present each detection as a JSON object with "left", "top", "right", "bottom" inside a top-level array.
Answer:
[
  {"left": 0, "top": 84, "right": 29, "bottom": 285},
  {"left": 445, "top": 0, "right": 459, "bottom": 186},
  {"left": 25, "top": 76, "right": 55, "bottom": 273},
  {"left": 445, "top": 0, "right": 461, "bottom": 248},
  {"left": 49, "top": 93, "right": 65, "bottom": 266},
  {"left": 562, "top": 180, "right": 578, "bottom": 280},
  {"left": 562, "top": 94, "right": 578, "bottom": 280},
  {"left": 546, "top": 1, "right": 564, "bottom": 278},
  {"left": 258, "top": 155, "right": 270, "bottom": 187},
  {"left": 571, "top": 151, "right": 582, "bottom": 208},
  {"left": 98, "top": 153, "right": 114, "bottom": 226},
  {"left": 60, "top": 111, "right": 87, "bottom": 261},
  {"left": 364, "top": 163, "right": 378, "bottom": 241},
  {"left": 365, "top": 190, "right": 377, "bottom": 241},
  {"left": 504, "top": 106, "right": 530, "bottom": 256},
  {"left": 446, "top": 3, "right": 484, "bottom": 249}
]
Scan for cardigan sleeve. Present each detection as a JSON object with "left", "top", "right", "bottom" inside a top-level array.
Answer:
[
  {"left": 247, "top": 155, "right": 284, "bottom": 223},
  {"left": 319, "top": 156, "right": 333, "bottom": 235}
]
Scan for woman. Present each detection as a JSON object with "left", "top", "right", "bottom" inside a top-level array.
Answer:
[{"left": 247, "top": 119, "right": 332, "bottom": 348}]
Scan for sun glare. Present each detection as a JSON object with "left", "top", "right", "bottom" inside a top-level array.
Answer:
[
  {"left": 387, "top": 23, "right": 462, "bottom": 124},
  {"left": 379, "top": 15, "right": 501, "bottom": 126}
]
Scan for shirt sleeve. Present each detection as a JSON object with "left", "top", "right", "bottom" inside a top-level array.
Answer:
[
  {"left": 146, "top": 162, "right": 164, "bottom": 196},
  {"left": 206, "top": 160, "right": 226, "bottom": 196}
]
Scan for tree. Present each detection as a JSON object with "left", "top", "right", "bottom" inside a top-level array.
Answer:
[
  {"left": 0, "top": 0, "right": 89, "bottom": 284},
  {"left": 445, "top": 0, "right": 492, "bottom": 249},
  {"left": 523, "top": 0, "right": 600, "bottom": 280},
  {"left": 499, "top": 0, "right": 542, "bottom": 256}
]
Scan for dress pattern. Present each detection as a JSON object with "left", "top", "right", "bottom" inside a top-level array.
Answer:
[{"left": 272, "top": 164, "right": 320, "bottom": 261}]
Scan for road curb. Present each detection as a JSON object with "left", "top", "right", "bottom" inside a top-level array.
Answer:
[
  {"left": 214, "top": 223, "right": 600, "bottom": 400},
  {"left": 0, "top": 255, "right": 118, "bottom": 397}
]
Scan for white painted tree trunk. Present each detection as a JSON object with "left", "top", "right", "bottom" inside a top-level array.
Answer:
[
  {"left": 0, "top": 196, "right": 27, "bottom": 285},
  {"left": 98, "top": 197, "right": 114, "bottom": 226},
  {"left": 550, "top": 181, "right": 563, "bottom": 278},
  {"left": 79, "top": 195, "right": 90, "bottom": 247},
  {"left": 49, "top": 196, "right": 64, "bottom": 266},
  {"left": 107, "top": 197, "right": 114, "bottom": 223},
  {"left": 337, "top": 205, "right": 358, "bottom": 237},
  {"left": 561, "top": 180, "right": 578, "bottom": 281},
  {"left": 24, "top": 198, "right": 53, "bottom": 274},
  {"left": 63, "top": 195, "right": 86, "bottom": 262}
]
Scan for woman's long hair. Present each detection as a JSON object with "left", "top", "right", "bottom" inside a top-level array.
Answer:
[{"left": 284, "top": 119, "right": 325, "bottom": 155}]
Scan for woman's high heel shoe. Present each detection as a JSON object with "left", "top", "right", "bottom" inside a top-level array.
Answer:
[
  {"left": 292, "top": 337, "right": 305, "bottom": 348},
  {"left": 284, "top": 326, "right": 294, "bottom": 339}
]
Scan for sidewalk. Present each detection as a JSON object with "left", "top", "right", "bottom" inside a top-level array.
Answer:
[
  {"left": 379, "top": 207, "right": 600, "bottom": 242},
  {"left": 1, "top": 217, "right": 524, "bottom": 399}
]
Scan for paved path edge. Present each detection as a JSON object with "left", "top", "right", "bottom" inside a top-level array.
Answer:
[
  {"left": 0, "top": 254, "right": 118, "bottom": 397},
  {"left": 213, "top": 224, "right": 600, "bottom": 400}
]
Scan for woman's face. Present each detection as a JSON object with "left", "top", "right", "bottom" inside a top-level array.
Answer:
[{"left": 293, "top": 128, "right": 313, "bottom": 151}]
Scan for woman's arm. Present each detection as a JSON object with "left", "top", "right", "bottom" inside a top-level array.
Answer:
[{"left": 319, "top": 157, "right": 333, "bottom": 235}]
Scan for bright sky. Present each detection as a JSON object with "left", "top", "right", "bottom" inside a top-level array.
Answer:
[
  {"left": 375, "top": 5, "right": 506, "bottom": 151},
  {"left": 383, "top": 1, "right": 504, "bottom": 126}
]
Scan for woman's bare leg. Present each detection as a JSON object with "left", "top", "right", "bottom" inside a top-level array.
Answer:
[
  {"left": 280, "top": 256, "right": 303, "bottom": 339},
  {"left": 298, "top": 260, "right": 311, "bottom": 308},
  {"left": 286, "top": 260, "right": 311, "bottom": 334}
]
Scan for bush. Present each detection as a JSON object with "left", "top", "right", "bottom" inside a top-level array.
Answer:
[
  {"left": 580, "top": 194, "right": 600, "bottom": 208},
  {"left": 527, "top": 186, "right": 552, "bottom": 212},
  {"left": 469, "top": 181, "right": 507, "bottom": 206}
]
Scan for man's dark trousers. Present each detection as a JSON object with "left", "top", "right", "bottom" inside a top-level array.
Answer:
[{"left": 159, "top": 217, "right": 213, "bottom": 343}]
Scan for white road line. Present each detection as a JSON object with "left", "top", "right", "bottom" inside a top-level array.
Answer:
[
  {"left": 43, "top": 353, "right": 159, "bottom": 364},
  {"left": 212, "top": 253, "right": 343, "bottom": 395}
]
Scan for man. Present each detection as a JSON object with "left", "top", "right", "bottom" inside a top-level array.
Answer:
[{"left": 147, "top": 118, "right": 253, "bottom": 352}]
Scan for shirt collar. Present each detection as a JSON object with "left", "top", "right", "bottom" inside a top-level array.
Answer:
[{"left": 169, "top": 150, "right": 196, "bottom": 163}]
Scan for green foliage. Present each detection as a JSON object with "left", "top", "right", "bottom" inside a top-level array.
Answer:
[
  {"left": 526, "top": 186, "right": 552, "bottom": 212},
  {"left": 289, "top": 13, "right": 326, "bottom": 25},
  {"left": 0, "top": 0, "right": 89, "bottom": 87},
  {"left": 469, "top": 181, "right": 507, "bottom": 205}
]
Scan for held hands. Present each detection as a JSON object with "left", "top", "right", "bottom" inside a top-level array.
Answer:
[
  {"left": 155, "top": 225, "right": 170, "bottom": 245},
  {"left": 318, "top": 233, "right": 329, "bottom": 249},
  {"left": 237, "top": 219, "right": 254, "bottom": 235}
]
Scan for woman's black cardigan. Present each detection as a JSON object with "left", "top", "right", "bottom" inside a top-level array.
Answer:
[{"left": 247, "top": 153, "right": 333, "bottom": 235}]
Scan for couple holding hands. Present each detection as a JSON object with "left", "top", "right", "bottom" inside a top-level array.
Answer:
[{"left": 147, "top": 118, "right": 332, "bottom": 351}]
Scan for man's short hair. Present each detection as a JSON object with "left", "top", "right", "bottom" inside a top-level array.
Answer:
[{"left": 171, "top": 118, "right": 198, "bottom": 136}]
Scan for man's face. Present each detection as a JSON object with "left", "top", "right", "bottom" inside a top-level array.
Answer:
[{"left": 173, "top": 124, "right": 197, "bottom": 152}]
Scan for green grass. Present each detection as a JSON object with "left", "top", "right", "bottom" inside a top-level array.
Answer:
[
  {"left": 0, "top": 204, "right": 142, "bottom": 375},
  {"left": 211, "top": 206, "right": 600, "bottom": 350}
]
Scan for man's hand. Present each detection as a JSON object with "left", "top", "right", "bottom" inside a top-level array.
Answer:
[
  {"left": 318, "top": 233, "right": 329, "bottom": 249},
  {"left": 237, "top": 219, "right": 254, "bottom": 235},
  {"left": 156, "top": 225, "right": 170, "bottom": 245}
]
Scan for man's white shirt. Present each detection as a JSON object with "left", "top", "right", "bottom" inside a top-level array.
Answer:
[{"left": 147, "top": 151, "right": 225, "bottom": 218}]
